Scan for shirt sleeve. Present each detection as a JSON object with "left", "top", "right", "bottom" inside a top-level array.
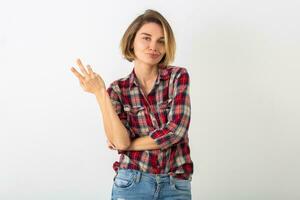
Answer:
[
  {"left": 149, "top": 68, "right": 191, "bottom": 150},
  {"left": 106, "top": 82, "right": 135, "bottom": 139}
]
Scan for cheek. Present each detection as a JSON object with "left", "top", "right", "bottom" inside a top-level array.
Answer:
[
  {"left": 158, "top": 43, "right": 166, "bottom": 51},
  {"left": 159, "top": 48, "right": 166, "bottom": 55},
  {"left": 141, "top": 43, "right": 149, "bottom": 51},
  {"left": 134, "top": 46, "right": 145, "bottom": 56},
  {"left": 134, "top": 39, "right": 148, "bottom": 49}
]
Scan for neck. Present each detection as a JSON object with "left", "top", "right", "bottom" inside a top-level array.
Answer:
[{"left": 133, "top": 61, "right": 158, "bottom": 86}]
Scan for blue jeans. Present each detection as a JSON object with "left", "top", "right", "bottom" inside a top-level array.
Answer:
[{"left": 111, "top": 169, "right": 191, "bottom": 200}]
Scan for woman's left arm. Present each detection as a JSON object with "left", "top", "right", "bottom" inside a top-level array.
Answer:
[{"left": 107, "top": 136, "right": 159, "bottom": 151}]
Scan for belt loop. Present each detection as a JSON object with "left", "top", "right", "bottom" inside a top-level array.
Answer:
[
  {"left": 113, "top": 169, "right": 120, "bottom": 181},
  {"left": 170, "top": 174, "right": 175, "bottom": 188},
  {"left": 135, "top": 170, "right": 141, "bottom": 183},
  {"left": 113, "top": 172, "right": 118, "bottom": 181}
]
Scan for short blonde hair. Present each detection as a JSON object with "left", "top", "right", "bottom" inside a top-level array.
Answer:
[{"left": 120, "top": 9, "right": 176, "bottom": 67}]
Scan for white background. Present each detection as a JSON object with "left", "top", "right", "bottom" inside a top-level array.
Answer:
[{"left": 1, "top": 0, "right": 299, "bottom": 199}]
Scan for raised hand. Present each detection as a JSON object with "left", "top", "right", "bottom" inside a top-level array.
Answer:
[{"left": 70, "top": 58, "right": 106, "bottom": 95}]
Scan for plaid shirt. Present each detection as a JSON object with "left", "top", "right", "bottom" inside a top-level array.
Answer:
[{"left": 106, "top": 65, "right": 193, "bottom": 180}]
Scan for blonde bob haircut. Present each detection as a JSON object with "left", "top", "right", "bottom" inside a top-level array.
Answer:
[{"left": 120, "top": 9, "right": 176, "bottom": 67}]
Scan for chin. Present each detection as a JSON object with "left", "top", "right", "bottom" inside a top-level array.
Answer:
[
  {"left": 138, "top": 59, "right": 159, "bottom": 66},
  {"left": 147, "top": 62, "right": 160, "bottom": 66}
]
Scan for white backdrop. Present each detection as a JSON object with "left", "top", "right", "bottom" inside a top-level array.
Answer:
[{"left": 1, "top": 0, "right": 299, "bottom": 199}]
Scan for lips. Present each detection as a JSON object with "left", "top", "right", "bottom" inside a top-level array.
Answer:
[{"left": 147, "top": 53, "right": 160, "bottom": 59}]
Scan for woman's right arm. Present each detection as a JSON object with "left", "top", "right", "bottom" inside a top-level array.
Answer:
[
  {"left": 70, "top": 58, "right": 131, "bottom": 150},
  {"left": 94, "top": 89, "right": 131, "bottom": 150}
]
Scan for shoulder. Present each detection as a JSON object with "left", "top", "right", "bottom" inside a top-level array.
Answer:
[
  {"left": 106, "top": 73, "right": 131, "bottom": 94},
  {"left": 165, "top": 65, "right": 190, "bottom": 84},
  {"left": 164, "top": 65, "right": 189, "bottom": 77},
  {"left": 107, "top": 65, "right": 189, "bottom": 92}
]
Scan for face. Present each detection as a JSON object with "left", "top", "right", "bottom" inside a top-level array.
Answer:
[{"left": 132, "top": 22, "right": 166, "bottom": 67}]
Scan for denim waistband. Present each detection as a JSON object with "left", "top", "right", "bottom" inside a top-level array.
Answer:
[{"left": 116, "top": 168, "right": 176, "bottom": 185}]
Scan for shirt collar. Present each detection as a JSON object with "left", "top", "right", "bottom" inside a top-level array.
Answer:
[{"left": 129, "top": 65, "right": 170, "bottom": 89}]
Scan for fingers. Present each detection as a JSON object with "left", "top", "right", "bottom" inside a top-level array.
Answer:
[
  {"left": 71, "top": 58, "right": 99, "bottom": 87},
  {"left": 70, "top": 67, "right": 85, "bottom": 82},
  {"left": 86, "top": 64, "right": 95, "bottom": 78},
  {"left": 76, "top": 58, "right": 89, "bottom": 77},
  {"left": 108, "top": 146, "right": 115, "bottom": 150},
  {"left": 107, "top": 140, "right": 116, "bottom": 150}
]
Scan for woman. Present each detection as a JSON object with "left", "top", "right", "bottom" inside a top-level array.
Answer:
[{"left": 70, "top": 9, "right": 193, "bottom": 200}]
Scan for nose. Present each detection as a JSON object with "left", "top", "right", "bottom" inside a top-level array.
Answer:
[{"left": 149, "top": 41, "right": 159, "bottom": 52}]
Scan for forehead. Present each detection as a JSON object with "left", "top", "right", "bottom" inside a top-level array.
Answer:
[{"left": 137, "top": 22, "right": 164, "bottom": 38}]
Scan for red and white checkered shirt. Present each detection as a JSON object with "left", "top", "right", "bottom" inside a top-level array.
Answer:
[{"left": 106, "top": 65, "right": 193, "bottom": 180}]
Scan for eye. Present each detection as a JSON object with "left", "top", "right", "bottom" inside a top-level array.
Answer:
[
  {"left": 143, "top": 37, "right": 151, "bottom": 41},
  {"left": 159, "top": 40, "right": 165, "bottom": 44}
]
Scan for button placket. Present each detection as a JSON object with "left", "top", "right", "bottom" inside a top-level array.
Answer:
[{"left": 149, "top": 113, "right": 158, "bottom": 128}]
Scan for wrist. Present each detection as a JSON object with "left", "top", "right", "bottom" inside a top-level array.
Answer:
[{"left": 94, "top": 88, "right": 107, "bottom": 97}]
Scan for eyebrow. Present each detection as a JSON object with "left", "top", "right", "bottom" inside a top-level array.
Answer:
[{"left": 140, "top": 33, "right": 164, "bottom": 39}]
